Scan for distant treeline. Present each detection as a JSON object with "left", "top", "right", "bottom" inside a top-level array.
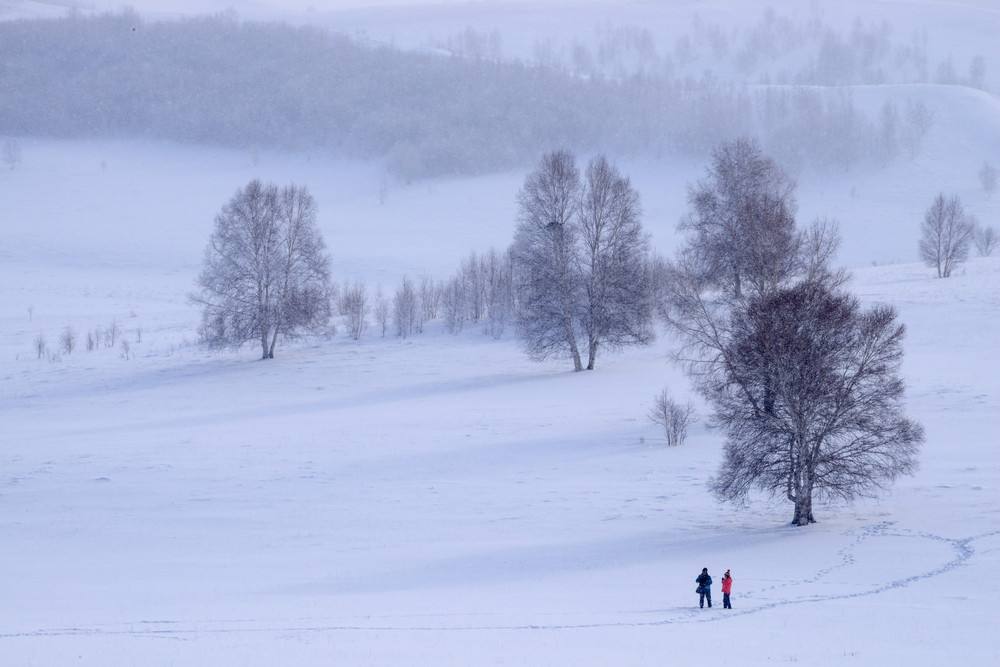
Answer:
[{"left": 0, "top": 12, "right": 933, "bottom": 178}]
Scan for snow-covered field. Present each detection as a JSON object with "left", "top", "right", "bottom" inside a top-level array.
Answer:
[{"left": 1, "top": 137, "right": 999, "bottom": 664}]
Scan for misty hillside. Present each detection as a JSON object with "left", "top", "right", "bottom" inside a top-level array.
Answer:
[{"left": 0, "top": 11, "right": 955, "bottom": 179}]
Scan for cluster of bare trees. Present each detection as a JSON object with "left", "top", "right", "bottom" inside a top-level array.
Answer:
[
  {"left": 441, "top": 249, "right": 516, "bottom": 338},
  {"left": 31, "top": 319, "right": 136, "bottom": 361},
  {"left": 661, "top": 138, "right": 923, "bottom": 526},
  {"left": 513, "top": 151, "right": 654, "bottom": 371}
]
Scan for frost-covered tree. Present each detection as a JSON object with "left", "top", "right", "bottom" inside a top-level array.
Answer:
[
  {"left": 578, "top": 156, "right": 653, "bottom": 369},
  {"left": 373, "top": 287, "right": 389, "bottom": 338},
  {"left": 193, "top": 180, "right": 332, "bottom": 359},
  {"left": 482, "top": 247, "right": 515, "bottom": 339},
  {"left": 513, "top": 150, "right": 585, "bottom": 371},
  {"left": 709, "top": 281, "right": 923, "bottom": 526},
  {"left": 680, "top": 138, "right": 799, "bottom": 299},
  {"left": 978, "top": 162, "right": 997, "bottom": 198},
  {"left": 974, "top": 224, "right": 997, "bottom": 257},
  {"left": 418, "top": 275, "right": 439, "bottom": 324},
  {"left": 919, "top": 194, "right": 975, "bottom": 278},
  {"left": 340, "top": 282, "right": 369, "bottom": 341},
  {"left": 393, "top": 276, "right": 418, "bottom": 338}
]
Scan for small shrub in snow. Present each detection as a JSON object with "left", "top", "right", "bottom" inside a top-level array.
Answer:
[
  {"left": 33, "top": 333, "right": 46, "bottom": 360},
  {"left": 974, "top": 224, "right": 997, "bottom": 257},
  {"left": 105, "top": 319, "right": 121, "bottom": 348},
  {"left": 60, "top": 326, "right": 76, "bottom": 355},
  {"left": 649, "top": 390, "right": 695, "bottom": 447},
  {"left": 120, "top": 339, "right": 131, "bottom": 360}
]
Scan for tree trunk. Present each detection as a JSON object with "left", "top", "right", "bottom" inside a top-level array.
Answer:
[
  {"left": 791, "top": 488, "right": 815, "bottom": 526},
  {"left": 268, "top": 327, "right": 279, "bottom": 359},
  {"left": 586, "top": 338, "right": 598, "bottom": 370},
  {"left": 564, "top": 318, "right": 583, "bottom": 371},
  {"left": 569, "top": 340, "right": 583, "bottom": 371},
  {"left": 260, "top": 330, "right": 270, "bottom": 360}
]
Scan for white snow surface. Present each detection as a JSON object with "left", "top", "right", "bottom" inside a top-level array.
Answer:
[{"left": 1, "top": 140, "right": 999, "bottom": 664}]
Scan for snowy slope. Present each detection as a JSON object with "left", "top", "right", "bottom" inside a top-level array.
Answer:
[
  {"left": 0, "top": 255, "right": 997, "bottom": 664},
  {"left": 1, "top": 132, "right": 999, "bottom": 663}
]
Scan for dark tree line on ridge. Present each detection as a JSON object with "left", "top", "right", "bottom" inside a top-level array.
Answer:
[{"left": 1, "top": 12, "right": 933, "bottom": 180}]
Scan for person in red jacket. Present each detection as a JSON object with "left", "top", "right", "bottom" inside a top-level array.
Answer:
[{"left": 721, "top": 569, "right": 733, "bottom": 609}]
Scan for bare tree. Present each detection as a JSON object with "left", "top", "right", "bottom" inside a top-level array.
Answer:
[
  {"left": 708, "top": 281, "right": 923, "bottom": 526},
  {"left": 974, "top": 224, "right": 997, "bottom": 256},
  {"left": 60, "top": 326, "right": 76, "bottom": 355},
  {"left": 919, "top": 193, "right": 975, "bottom": 278},
  {"left": 978, "top": 162, "right": 997, "bottom": 198},
  {"left": 33, "top": 333, "right": 46, "bottom": 360},
  {"left": 120, "top": 339, "right": 132, "bottom": 360},
  {"left": 649, "top": 389, "right": 695, "bottom": 447},
  {"left": 798, "top": 217, "right": 846, "bottom": 286},
  {"left": 513, "top": 150, "right": 585, "bottom": 371},
  {"left": 418, "top": 275, "right": 439, "bottom": 324},
  {"left": 193, "top": 180, "right": 332, "bottom": 359},
  {"left": 86, "top": 330, "right": 96, "bottom": 352},
  {"left": 373, "top": 286, "right": 390, "bottom": 337},
  {"left": 442, "top": 275, "right": 467, "bottom": 334},
  {"left": 482, "top": 247, "right": 515, "bottom": 339},
  {"left": 105, "top": 319, "right": 120, "bottom": 348},
  {"left": 680, "top": 138, "right": 799, "bottom": 300},
  {"left": 393, "top": 276, "right": 418, "bottom": 338},
  {"left": 902, "top": 99, "right": 934, "bottom": 159},
  {"left": 2, "top": 138, "right": 21, "bottom": 170},
  {"left": 340, "top": 281, "right": 369, "bottom": 341},
  {"left": 578, "top": 155, "right": 653, "bottom": 369}
]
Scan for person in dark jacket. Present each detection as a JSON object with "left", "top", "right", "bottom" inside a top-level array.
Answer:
[{"left": 695, "top": 567, "right": 712, "bottom": 608}]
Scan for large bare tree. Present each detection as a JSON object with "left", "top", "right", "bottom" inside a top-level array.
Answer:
[
  {"left": 680, "top": 138, "right": 799, "bottom": 299},
  {"left": 707, "top": 281, "right": 923, "bottom": 525},
  {"left": 578, "top": 156, "right": 653, "bottom": 369},
  {"left": 513, "top": 150, "right": 585, "bottom": 371},
  {"left": 194, "top": 180, "right": 332, "bottom": 359},
  {"left": 919, "top": 193, "right": 975, "bottom": 278}
]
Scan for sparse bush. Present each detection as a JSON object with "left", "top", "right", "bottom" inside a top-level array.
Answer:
[
  {"left": 86, "top": 330, "right": 96, "bottom": 351},
  {"left": 974, "top": 224, "right": 997, "bottom": 256},
  {"left": 33, "top": 333, "right": 46, "bottom": 359},
  {"left": 120, "top": 339, "right": 131, "bottom": 360},
  {"left": 60, "top": 326, "right": 76, "bottom": 355},
  {"left": 106, "top": 319, "right": 121, "bottom": 348},
  {"left": 649, "top": 390, "right": 695, "bottom": 447}
]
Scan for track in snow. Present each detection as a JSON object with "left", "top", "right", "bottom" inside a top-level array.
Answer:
[{"left": 2, "top": 524, "right": 996, "bottom": 640}]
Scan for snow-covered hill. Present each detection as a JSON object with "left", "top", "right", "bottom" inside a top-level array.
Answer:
[
  {"left": 1, "top": 256, "right": 997, "bottom": 664},
  {"left": 1, "top": 133, "right": 998, "bottom": 663}
]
